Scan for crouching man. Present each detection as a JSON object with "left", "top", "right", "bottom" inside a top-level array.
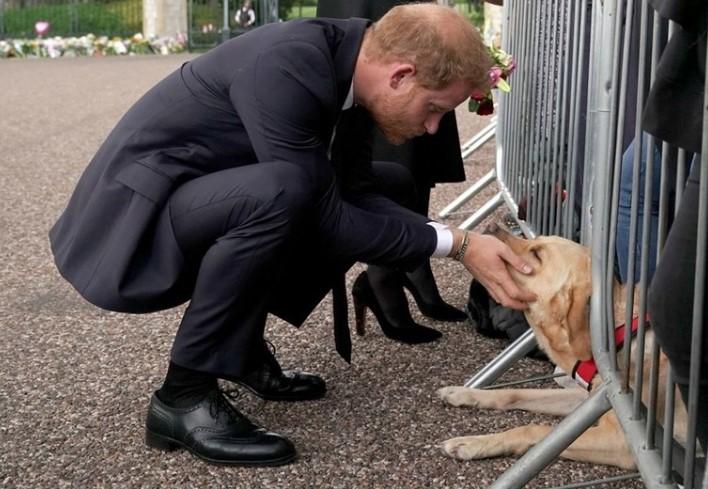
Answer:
[{"left": 49, "top": 4, "right": 535, "bottom": 466}]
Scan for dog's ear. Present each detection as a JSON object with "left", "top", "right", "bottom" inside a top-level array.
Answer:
[
  {"left": 564, "top": 282, "right": 592, "bottom": 360},
  {"left": 567, "top": 255, "right": 594, "bottom": 361},
  {"left": 549, "top": 282, "right": 592, "bottom": 361}
]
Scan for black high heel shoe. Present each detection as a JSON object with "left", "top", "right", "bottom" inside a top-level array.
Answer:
[
  {"left": 401, "top": 274, "right": 467, "bottom": 323},
  {"left": 351, "top": 271, "right": 442, "bottom": 344}
]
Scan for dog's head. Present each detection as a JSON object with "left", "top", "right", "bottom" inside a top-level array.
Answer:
[{"left": 492, "top": 226, "right": 593, "bottom": 368}]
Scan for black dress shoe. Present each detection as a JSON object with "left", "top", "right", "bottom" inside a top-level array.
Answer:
[
  {"left": 145, "top": 389, "right": 296, "bottom": 466},
  {"left": 233, "top": 344, "right": 326, "bottom": 401}
]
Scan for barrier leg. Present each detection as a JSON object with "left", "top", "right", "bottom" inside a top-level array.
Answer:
[
  {"left": 438, "top": 119, "right": 497, "bottom": 219},
  {"left": 464, "top": 329, "right": 537, "bottom": 388},
  {"left": 460, "top": 119, "right": 497, "bottom": 159},
  {"left": 459, "top": 192, "right": 505, "bottom": 230},
  {"left": 439, "top": 169, "right": 497, "bottom": 218},
  {"left": 490, "top": 383, "right": 612, "bottom": 489}
]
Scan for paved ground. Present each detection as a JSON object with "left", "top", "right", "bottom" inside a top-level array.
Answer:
[{"left": 0, "top": 54, "right": 643, "bottom": 488}]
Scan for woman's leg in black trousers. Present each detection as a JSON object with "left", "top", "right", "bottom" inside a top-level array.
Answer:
[
  {"left": 648, "top": 160, "right": 708, "bottom": 450},
  {"left": 402, "top": 182, "right": 466, "bottom": 322},
  {"left": 362, "top": 161, "right": 442, "bottom": 343}
]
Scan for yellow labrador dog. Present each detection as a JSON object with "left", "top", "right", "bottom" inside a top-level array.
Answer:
[{"left": 438, "top": 231, "right": 687, "bottom": 469}]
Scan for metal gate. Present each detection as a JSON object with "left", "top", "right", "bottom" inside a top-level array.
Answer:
[{"left": 187, "top": 0, "right": 278, "bottom": 50}]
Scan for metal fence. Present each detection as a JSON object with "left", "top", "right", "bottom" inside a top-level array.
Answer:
[
  {"left": 0, "top": 0, "right": 142, "bottom": 38},
  {"left": 187, "top": 0, "right": 278, "bottom": 50},
  {"left": 448, "top": 0, "right": 706, "bottom": 487},
  {"left": 581, "top": 0, "right": 706, "bottom": 486},
  {"left": 454, "top": 0, "right": 593, "bottom": 391}
]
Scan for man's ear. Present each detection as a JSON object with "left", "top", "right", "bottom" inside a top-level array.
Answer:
[{"left": 389, "top": 63, "right": 416, "bottom": 89}]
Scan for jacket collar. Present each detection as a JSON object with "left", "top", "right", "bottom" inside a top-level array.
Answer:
[{"left": 331, "top": 18, "right": 370, "bottom": 111}]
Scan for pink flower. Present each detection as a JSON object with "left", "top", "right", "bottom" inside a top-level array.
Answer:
[
  {"left": 489, "top": 66, "right": 503, "bottom": 88},
  {"left": 468, "top": 45, "right": 514, "bottom": 116},
  {"left": 35, "top": 20, "right": 50, "bottom": 37}
]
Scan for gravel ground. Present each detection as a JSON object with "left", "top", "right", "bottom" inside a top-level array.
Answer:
[{"left": 0, "top": 54, "right": 644, "bottom": 489}]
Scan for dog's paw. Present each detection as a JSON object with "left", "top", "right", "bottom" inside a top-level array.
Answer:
[
  {"left": 437, "top": 386, "right": 478, "bottom": 407},
  {"left": 440, "top": 436, "right": 492, "bottom": 460}
]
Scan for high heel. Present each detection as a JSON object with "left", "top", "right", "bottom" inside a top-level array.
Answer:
[
  {"left": 351, "top": 271, "right": 442, "bottom": 344},
  {"left": 401, "top": 274, "right": 467, "bottom": 322}
]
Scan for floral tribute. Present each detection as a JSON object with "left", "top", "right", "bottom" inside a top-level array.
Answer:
[
  {"left": 0, "top": 31, "right": 187, "bottom": 59},
  {"left": 469, "top": 45, "right": 516, "bottom": 116}
]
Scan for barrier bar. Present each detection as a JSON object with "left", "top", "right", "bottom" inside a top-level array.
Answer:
[
  {"left": 489, "top": 384, "right": 612, "bottom": 489},
  {"left": 463, "top": 328, "right": 537, "bottom": 388}
]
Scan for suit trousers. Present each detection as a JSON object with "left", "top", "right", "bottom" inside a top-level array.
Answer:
[
  {"left": 165, "top": 160, "right": 417, "bottom": 379},
  {"left": 167, "top": 162, "right": 314, "bottom": 378}
]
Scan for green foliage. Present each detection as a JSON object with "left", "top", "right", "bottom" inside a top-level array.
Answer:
[
  {"left": 187, "top": 0, "right": 221, "bottom": 48},
  {"left": 453, "top": 0, "right": 485, "bottom": 29},
  {"left": 1, "top": 0, "right": 142, "bottom": 38},
  {"left": 280, "top": 0, "right": 316, "bottom": 20},
  {"left": 280, "top": 0, "right": 483, "bottom": 24},
  {"left": 466, "top": 8, "right": 484, "bottom": 29},
  {"left": 284, "top": 5, "right": 315, "bottom": 19},
  {"left": 277, "top": 0, "right": 296, "bottom": 20}
]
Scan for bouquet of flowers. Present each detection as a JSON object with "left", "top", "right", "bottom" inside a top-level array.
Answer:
[
  {"left": 469, "top": 45, "right": 516, "bottom": 116},
  {"left": 0, "top": 32, "right": 187, "bottom": 59}
]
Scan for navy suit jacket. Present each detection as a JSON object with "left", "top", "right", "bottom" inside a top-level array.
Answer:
[{"left": 49, "top": 18, "right": 437, "bottom": 324}]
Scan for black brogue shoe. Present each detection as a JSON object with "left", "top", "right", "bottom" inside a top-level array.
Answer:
[
  {"left": 145, "top": 389, "right": 296, "bottom": 466},
  {"left": 234, "top": 344, "right": 326, "bottom": 401}
]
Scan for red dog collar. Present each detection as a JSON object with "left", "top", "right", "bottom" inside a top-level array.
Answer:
[{"left": 571, "top": 315, "right": 648, "bottom": 391}]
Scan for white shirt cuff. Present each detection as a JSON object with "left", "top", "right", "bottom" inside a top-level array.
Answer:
[{"left": 427, "top": 222, "right": 453, "bottom": 258}]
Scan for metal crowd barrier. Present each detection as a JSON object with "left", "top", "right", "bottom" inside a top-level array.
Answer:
[
  {"left": 460, "top": 0, "right": 592, "bottom": 389},
  {"left": 448, "top": 0, "right": 707, "bottom": 487},
  {"left": 580, "top": 1, "right": 705, "bottom": 487},
  {"left": 438, "top": 117, "right": 498, "bottom": 230}
]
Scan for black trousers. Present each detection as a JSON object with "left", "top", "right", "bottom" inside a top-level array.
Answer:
[
  {"left": 648, "top": 160, "right": 708, "bottom": 448},
  {"left": 166, "top": 160, "right": 417, "bottom": 379}
]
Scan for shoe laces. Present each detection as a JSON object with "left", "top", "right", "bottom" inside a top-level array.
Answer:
[
  {"left": 263, "top": 339, "right": 283, "bottom": 375},
  {"left": 209, "top": 388, "right": 248, "bottom": 426}
]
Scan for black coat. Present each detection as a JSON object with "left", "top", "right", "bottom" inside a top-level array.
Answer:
[
  {"left": 642, "top": 0, "right": 706, "bottom": 154},
  {"left": 49, "top": 18, "right": 437, "bottom": 322},
  {"left": 317, "top": 0, "right": 466, "bottom": 187}
]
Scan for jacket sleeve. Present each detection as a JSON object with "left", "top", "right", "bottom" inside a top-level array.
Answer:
[{"left": 228, "top": 39, "right": 437, "bottom": 266}]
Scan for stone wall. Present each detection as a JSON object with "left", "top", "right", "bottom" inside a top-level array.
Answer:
[{"left": 143, "top": 0, "right": 187, "bottom": 38}]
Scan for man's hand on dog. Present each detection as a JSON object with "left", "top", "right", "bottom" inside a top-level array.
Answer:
[{"left": 454, "top": 231, "right": 536, "bottom": 310}]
